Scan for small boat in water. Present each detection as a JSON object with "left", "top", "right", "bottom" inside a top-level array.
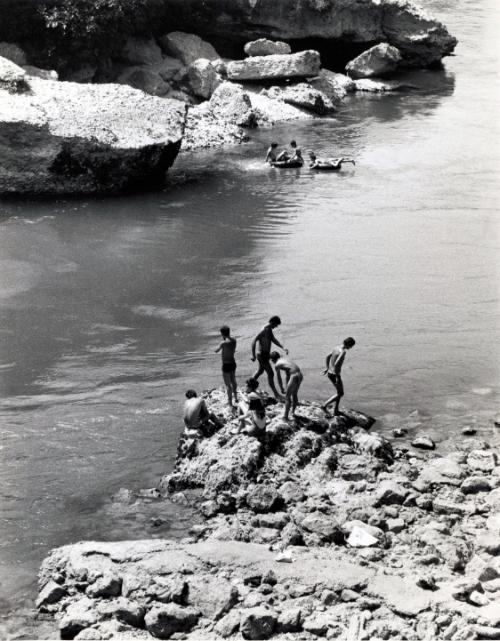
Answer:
[
  {"left": 309, "top": 156, "right": 356, "bottom": 171},
  {"left": 270, "top": 159, "right": 304, "bottom": 169}
]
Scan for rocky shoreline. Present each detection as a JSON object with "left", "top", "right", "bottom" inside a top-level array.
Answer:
[
  {"left": 37, "top": 389, "right": 500, "bottom": 640},
  {"left": 0, "top": 0, "right": 457, "bottom": 195}
]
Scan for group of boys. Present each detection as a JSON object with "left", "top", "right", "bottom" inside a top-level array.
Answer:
[
  {"left": 265, "top": 140, "right": 303, "bottom": 165},
  {"left": 183, "top": 316, "right": 356, "bottom": 440}
]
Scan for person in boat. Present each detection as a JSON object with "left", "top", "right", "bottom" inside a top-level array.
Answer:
[
  {"left": 183, "top": 389, "right": 223, "bottom": 437},
  {"left": 321, "top": 337, "right": 356, "bottom": 416},
  {"left": 309, "top": 152, "right": 355, "bottom": 169},
  {"left": 265, "top": 142, "right": 279, "bottom": 164},
  {"left": 276, "top": 140, "right": 303, "bottom": 164},
  {"left": 215, "top": 325, "right": 238, "bottom": 408},
  {"left": 251, "top": 315, "right": 288, "bottom": 400},
  {"left": 236, "top": 378, "right": 267, "bottom": 440},
  {"left": 270, "top": 352, "right": 304, "bottom": 420}
]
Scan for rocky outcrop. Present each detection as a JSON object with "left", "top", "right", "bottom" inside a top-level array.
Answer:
[
  {"left": 264, "top": 83, "right": 335, "bottom": 115},
  {"left": 227, "top": 50, "right": 321, "bottom": 81},
  {"left": 308, "top": 69, "right": 356, "bottom": 102},
  {"left": 0, "top": 58, "right": 186, "bottom": 195},
  {"left": 186, "top": 58, "right": 222, "bottom": 99},
  {"left": 160, "top": 31, "right": 220, "bottom": 66},
  {"left": 346, "top": 42, "right": 402, "bottom": 78},
  {"left": 164, "top": 0, "right": 456, "bottom": 68},
  {"left": 182, "top": 82, "right": 257, "bottom": 150},
  {"left": 37, "top": 388, "right": 500, "bottom": 640},
  {"left": 244, "top": 39, "right": 291, "bottom": 57}
]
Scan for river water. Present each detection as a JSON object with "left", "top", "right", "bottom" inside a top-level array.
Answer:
[{"left": 1, "top": 0, "right": 499, "bottom": 636}]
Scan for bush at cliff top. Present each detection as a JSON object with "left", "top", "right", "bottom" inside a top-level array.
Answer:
[{"left": 0, "top": 0, "right": 170, "bottom": 73}]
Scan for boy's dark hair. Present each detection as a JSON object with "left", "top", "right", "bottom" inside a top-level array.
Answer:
[
  {"left": 185, "top": 389, "right": 197, "bottom": 398},
  {"left": 246, "top": 378, "right": 259, "bottom": 390},
  {"left": 270, "top": 351, "right": 280, "bottom": 362},
  {"left": 344, "top": 337, "right": 356, "bottom": 348},
  {"left": 290, "top": 140, "right": 297, "bottom": 147},
  {"left": 220, "top": 325, "right": 230, "bottom": 337},
  {"left": 271, "top": 142, "right": 278, "bottom": 148},
  {"left": 269, "top": 315, "right": 281, "bottom": 326}
]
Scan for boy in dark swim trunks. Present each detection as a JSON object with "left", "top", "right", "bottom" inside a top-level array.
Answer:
[
  {"left": 251, "top": 316, "right": 287, "bottom": 400},
  {"left": 215, "top": 325, "right": 238, "bottom": 407},
  {"left": 321, "top": 337, "right": 356, "bottom": 416}
]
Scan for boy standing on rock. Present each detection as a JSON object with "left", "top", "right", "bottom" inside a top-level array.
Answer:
[
  {"left": 215, "top": 325, "right": 238, "bottom": 408},
  {"left": 251, "top": 316, "right": 288, "bottom": 400},
  {"left": 270, "top": 352, "right": 303, "bottom": 420},
  {"left": 322, "top": 337, "right": 356, "bottom": 416}
]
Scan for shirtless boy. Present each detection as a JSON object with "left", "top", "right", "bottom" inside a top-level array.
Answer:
[
  {"left": 215, "top": 325, "right": 238, "bottom": 407},
  {"left": 183, "top": 390, "right": 222, "bottom": 437},
  {"left": 321, "top": 337, "right": 356, "bottom": 416},
  {"left": 270, "top": 352, "right": 303, "bottom": 420},
  {"left": 251, "top": 316, "right": 287, "bottom": 399},
  {"left": 265, "top": 142, "right": 279, "bottom": 164},
  {"left": 276, "top": 140, "right": 302, "bottom": 163}
]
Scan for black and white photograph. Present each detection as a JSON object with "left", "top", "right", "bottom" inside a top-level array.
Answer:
[{"left": 0, "top": 0, "right": 499, "bottom": 638}]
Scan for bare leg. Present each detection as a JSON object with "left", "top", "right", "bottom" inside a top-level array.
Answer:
[
  {"left": 230, "top": 371, "right": 238, "bottom": 403},
  {"left": 264, "top": 361, "right": 282, "bottom": 400},
  {"left": 253, "top": 361, "right": 265, "bottom": 380},
  {"left": 223, "top": 371, "right": 233, "bottom": 406},
  {"left": 285, "top": 375, "right": 300, "bottom": 419},
  {"left": 322, "top": 376, "right": 343, "bottom": 415}
]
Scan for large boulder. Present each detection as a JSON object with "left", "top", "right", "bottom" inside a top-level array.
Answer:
[
  {"left": 208, "top": 82, "right": 257, "bottom": 127},
  {"left": 244, "top": 39, "right": 291, "bottom": 57},
  {"left": 346, "top": 43, "right": 402, "bottom": 78},
  {"left": 0, "top": 42, "right": 27, "bottom": 66},
  {"left": 265, "top": 83, "right": 334, "bottom": 115},
  {"left": 307, "top": 69, "right": 355, "bottom": 102},
  {"left": 121, "top": 36, "right": 163, "bottom": 65},
  {"left": 227, "top": 50, "right": 321, "bottom": 82},
  {"left": 163, "top": 0, "right": 456, "bottom": 68},
  {"left": 0, "top": 68, "right": 186, "bottom": 195},
  {"left": 160, "top": 31, "right": 219, "bottom": 66},
  {"left": 116, "top": 66, "right": 171, "bottom": 97},
  {"left": 186, "top": 59, "right": 222, "bottom": 99},
  {"left": 0, "top": 56, "right": 28, "bottom": 92},
  {"left": 145, "top": 604, "right": 199, "bottom": 639}
]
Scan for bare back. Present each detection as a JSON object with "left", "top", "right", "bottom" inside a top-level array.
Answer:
[
  {"left": 220, "top": 337, "right": 236, "bottom": 363},
  {"left": 328, "top": 346, "right": 346, "bottom": 375},
  {"left": 276, "top": 357, "right": 300, "bottom": 375},
  {"left": 256, "top": 325, "right": 274, "bottom": 353}
]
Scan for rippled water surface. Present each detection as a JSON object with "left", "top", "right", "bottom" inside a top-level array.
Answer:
[{"left": 1, "top": 0, "right": 499, "bottom": 635}]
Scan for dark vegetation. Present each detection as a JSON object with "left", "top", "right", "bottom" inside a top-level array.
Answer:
[{"left": 0, "top": 0, "right": 171, "bottom": 71}]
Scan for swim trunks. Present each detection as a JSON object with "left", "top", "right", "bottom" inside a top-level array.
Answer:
[
  {"left": 222, "top": 360, "right": 237, "bottom": 373},
  {"left": 328, "top": 373, "right": 344, "bottom": 395}
]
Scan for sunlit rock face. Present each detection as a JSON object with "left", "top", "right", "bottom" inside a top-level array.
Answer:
[{"left": 0, "top": 59, "right": 186, "bottom": 196}]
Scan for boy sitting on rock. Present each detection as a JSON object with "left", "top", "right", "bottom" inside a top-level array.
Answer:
[{"left": 183, "top": 390, "right": 222, "bottom": 438}]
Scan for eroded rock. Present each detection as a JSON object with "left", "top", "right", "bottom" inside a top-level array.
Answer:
[
  {"left": 227, "top": 51, "right": 321, "bottom": 82},
  {"left": 0, "top": 71, "right": 185, "bottom": 195},
  {"left": 346, "top": 43, "right": 402, "bottom": 78},
  {"left": 245, "top": 39, "right": 291, "bottom": 57}
]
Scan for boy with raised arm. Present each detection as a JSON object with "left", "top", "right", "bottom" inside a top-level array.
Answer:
[
  {"left": 321, "top": 337, "right": 356, "bottom": 416},
  {"left": 251, "top": 315, "right": 287, "bottom": 400},
  {"left": 215, "top": 325, "right": 238, "bottom": 408},
  {"left": 270, "top": 352, "right": 303, "bottom": 420}
]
